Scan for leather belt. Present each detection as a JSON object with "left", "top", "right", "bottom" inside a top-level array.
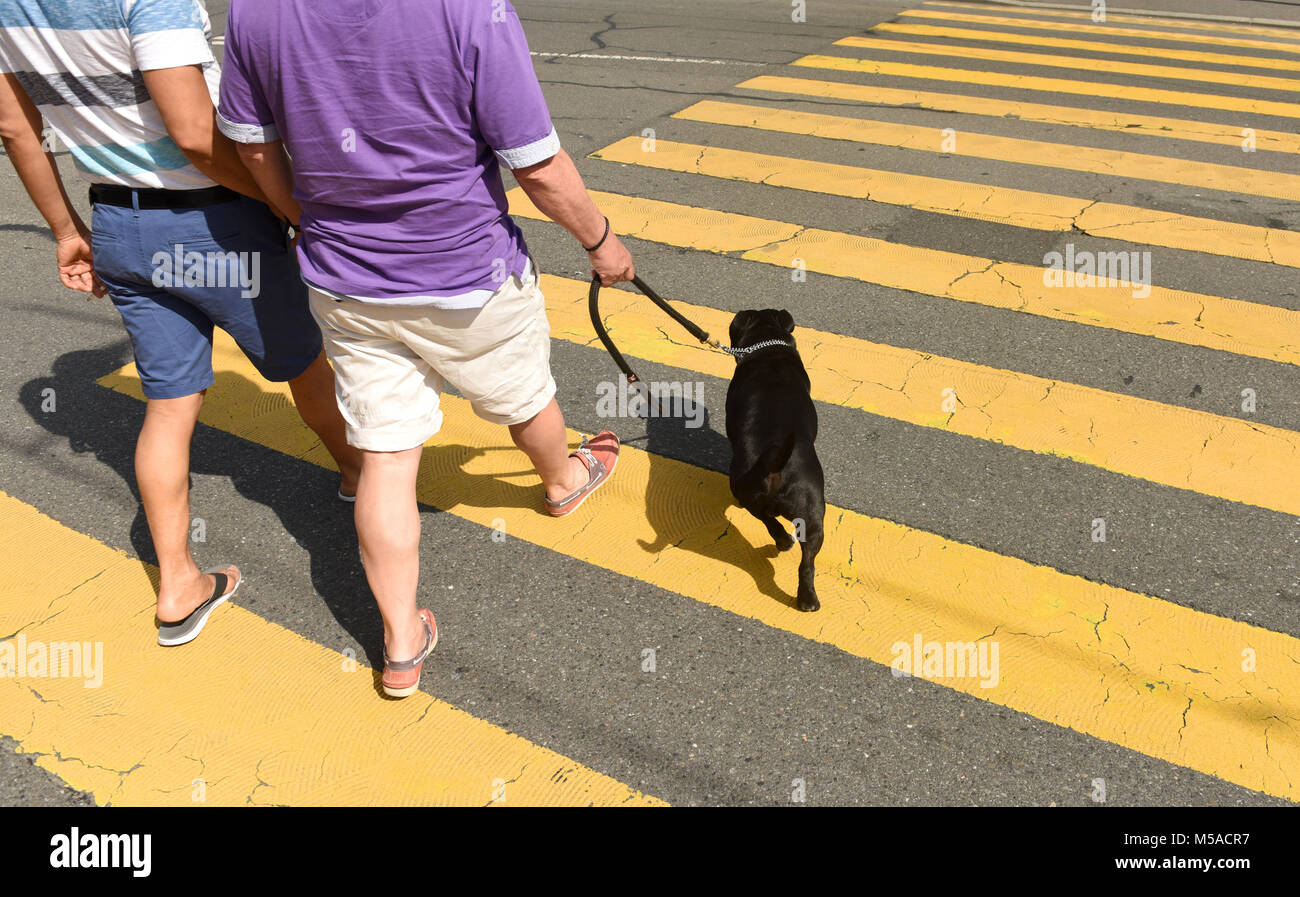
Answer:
[{"left": 89, "top": 184, "right": 240, "bottom": 210}]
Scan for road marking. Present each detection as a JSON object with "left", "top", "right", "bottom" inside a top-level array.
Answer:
[
  {"left": 873, "top": 22, "right": 1300, "bottom": 71},
  {"left": 789, "top": 54, "right": 1300, "bottom": 119},
  {"left": 0, "top": 492, "right": 664, "bottom": 806},
  {"left": 901, "top": 9, "right": 1300, "bottom": 53},
  {"left": 96, "top": 336, "right": 1300, "bottom": 802},
  {"left": 735, "top": 75, "right": 1300, "bottom": 154},
  {"left": 592, "top": 135, "right": 1300, "bottom": 267},
  {"left": 511, "top": 187, "right": 1300, "bottom": 371},
  {"left": 674, "top": 99, "right": 1300, "bottom": 201},
  {"left": 530, "top": 50, "right": 765, "bottom": 66},
  {"left": 538, "top": 270, "right": 1300, "bottom": 517},
  {"left": 922, "top": 0, "right": 1300, "bottom": 40},
  {"left": 832, "top": 36, "right": 1300, "bottom": 93}
]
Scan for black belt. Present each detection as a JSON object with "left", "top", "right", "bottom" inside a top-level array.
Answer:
[{"left": 89, "top": 184, "right": 240, "bottom": 210}]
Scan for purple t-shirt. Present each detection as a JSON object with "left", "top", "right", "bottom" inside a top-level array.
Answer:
[{"left": 217, "top": 0, "right": 558, "bottom": 306}]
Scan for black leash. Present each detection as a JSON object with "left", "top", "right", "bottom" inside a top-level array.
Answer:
[
  {"left": 588, "top": 273, "right": 798, "bottom": 384},
  {"left": 588, "top": 274, "right": 724, "bottom": 384}
]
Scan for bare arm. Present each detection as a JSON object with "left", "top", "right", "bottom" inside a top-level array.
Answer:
[
  {"left": 234, "top": 139, "right": 301, "bottom": 226},
  {"left": 141, "top": 64, "right": 272, "bottom": 205},
  {"left": 512, "top": 148, "right": 633, "bottom": 286},
  {"left": 0, "top": 73, "right": 103, "bottom": 295}
]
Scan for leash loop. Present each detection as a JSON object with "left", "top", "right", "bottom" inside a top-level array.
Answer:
[
  {"left": 587, "top": 274, "right": 796, "bottom": 384},
  {"left": 589, "top": 274, "right": 718, "bottom": 384}
]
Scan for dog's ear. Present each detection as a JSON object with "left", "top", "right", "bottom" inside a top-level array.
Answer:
[
  {"left": 730, "top": 310, "right": 756, "bottom": 345},
  {"left": 777, "top": 309, "right": 795, "bottom": 333}
]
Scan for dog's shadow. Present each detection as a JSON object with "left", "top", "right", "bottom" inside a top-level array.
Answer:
[{"left": 635, "top": 397, "right": 795, "bottom": 609}]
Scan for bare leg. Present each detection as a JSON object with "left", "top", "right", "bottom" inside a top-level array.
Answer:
[
  {"left": 288, "top": 350, "right": 362, "bottom": 495},
  {"left": 507, "top": 397, "right": 588, "bottom": 501},
  {"left": 137, "top": 392, "right": 238, "bottom": 622},
  {"left": 355, "top": 446, "right": 426, "bottom": 660}
]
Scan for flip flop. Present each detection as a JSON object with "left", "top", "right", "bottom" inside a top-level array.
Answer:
[
  {"left": 338, "top": 478, "right": 357, "bottom": 502},
  {"left": 157, "top": 566, "right": 242, "bottom": 647}
]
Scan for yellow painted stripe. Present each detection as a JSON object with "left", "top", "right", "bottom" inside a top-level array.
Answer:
[
  {"left": 98, "top": 334, "right": 1300, "bottom": 801},
  {"left": 875, "top": 22, "right": 1300, "bottom": 72},
  {"left": 833, "top": 36, "right": 1300, "bottom": 92},
  {"left": 676, "top": 99, "right": 1300, "bottom": 201},
  {"left": 0, "top": 492, "right": 664, "bottom": 806},
  {"left": 534, "top": 271, "right": 1300, "bottom": 516},
  {"left": 592, "top": 136, "right": 1300, "bottom": 267},
  {"left": 790, "top": 54, "right": 1300, "bottom": 119},
  {"left": 737, "top": 75, "right": 1300, "bottom": 153},
  {"left": 509, "top": 186, "right": 1300, "bottom": 371},
  {"left": 923, "top": 1, "right": 1300, "bottom": 40},
  {"left": 901, "top": 9, "right": 1300, "bottom": 54}
]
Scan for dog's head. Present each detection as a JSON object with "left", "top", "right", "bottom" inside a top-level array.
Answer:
[{"left": 729, "top": 308, "right": 795, "bottom": 350}]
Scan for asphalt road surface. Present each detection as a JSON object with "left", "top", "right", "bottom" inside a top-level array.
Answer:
[{"left": 2, "top": 0, "right": 1299, "bottom": 806}]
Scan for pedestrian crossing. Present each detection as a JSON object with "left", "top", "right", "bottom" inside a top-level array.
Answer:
[
  {"left": 787, "top": 55, "right": 1300, "bottom": 116},
  {"left": 734, "top": 75, "right": 1300, "bottom": 150},
  {"left": 512, "top": 188, "right": 1299, "bottom": 369},
  {"left": 591, "top": 133, "right": 1300, "bottom": 265},
  {"left": 91, "top": 331, "right": 1300, "bottom": 801},
  {"left": 4, "top": 2, "right": 1299, "bottom": 804}
]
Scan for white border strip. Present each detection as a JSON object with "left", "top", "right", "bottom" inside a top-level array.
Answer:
[{"left": 530, "top": 50, "right": 766, "bottom": 66}]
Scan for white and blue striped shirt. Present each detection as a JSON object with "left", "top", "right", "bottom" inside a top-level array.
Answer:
[{"left": 0, "top": 0, "right": 221, "bottom": 189}]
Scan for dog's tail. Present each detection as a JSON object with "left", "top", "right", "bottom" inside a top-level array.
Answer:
[{"left": 741, "top": 432, "right": 797, "bottom": 499}]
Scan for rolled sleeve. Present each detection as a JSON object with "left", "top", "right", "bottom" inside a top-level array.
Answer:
[
  {"left": 493, "top": 125, "right": 560, "bottom": 170},
  {"left": 470, "top": 1, "right": 558, "bottom": 170},
  {"left": 216, "top": 1, "right": 278, "bottom": 144},
  {"left": 216, "top": 107, "right": 279, "bottom": 144},
  {"left": 127, "top": 0, "right": 214, "bottom": 71}
]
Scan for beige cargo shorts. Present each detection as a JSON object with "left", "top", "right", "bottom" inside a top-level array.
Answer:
[{"left": 308, "top": 268, "right": 556, "bottom": 452}]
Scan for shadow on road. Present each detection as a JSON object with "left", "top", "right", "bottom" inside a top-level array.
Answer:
[
  {"left": 638, "top": 398, "right": 794, "bottom": 610},
  {"left": 18, "top": 344, "right": 384, "bottom": 670}
]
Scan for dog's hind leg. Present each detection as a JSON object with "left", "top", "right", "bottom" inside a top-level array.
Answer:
[
  {"left": 795, "top": 502, "right": 825, "bottom": 612},
  {"left": 755, "top": 511, "right": 795, "bottom": 551}
]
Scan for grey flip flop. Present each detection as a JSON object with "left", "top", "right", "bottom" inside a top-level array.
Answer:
[{"left": 157, "top": 566, "right": 242, "bottom": 647}]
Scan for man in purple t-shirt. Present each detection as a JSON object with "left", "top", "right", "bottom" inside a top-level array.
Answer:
[{"left": 218, "top": 0, "right": 634, "bottom": 697}]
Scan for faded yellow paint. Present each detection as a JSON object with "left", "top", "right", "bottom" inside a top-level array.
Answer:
[
  {"left": 922, "top": 0, "right": 1300, "bottom": 40},
  {"left": 902, "top": 8, "right": 1300, "bottom": 53},
  {"left": 735, "top": 76, "right": 1300, "bottom": 153},
  {"left": 508, "top": 187, "right": 1300, "bottom": 371},
  {"left": 591, "top": 136, "right": 1300, "bottom": 266},
  {"left": 789, "top": 54, "right": 1300, "bottom": 119},
  {"left": 835, "top": 36, "right": 1300, "bottom": 92},
  {"left": 874, "top": 22, "right": 1300, "bottom": 71},
  {"left": 94, "top": 334, "right": 1300, "bottom": 802},
  {"left": 0, "top": 493, "right": 664, "bottom": 806},
  {"left": 675, "top": 100, "right": 1300, "bottom": 201}
]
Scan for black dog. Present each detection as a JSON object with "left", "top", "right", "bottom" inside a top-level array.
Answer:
[{"left": 725, "top": 309, "right": 825, "bottom": 611}]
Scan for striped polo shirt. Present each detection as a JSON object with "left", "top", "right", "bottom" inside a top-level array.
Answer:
[{"left": 0, "top": 0, "right": 220, "bottom": 189}]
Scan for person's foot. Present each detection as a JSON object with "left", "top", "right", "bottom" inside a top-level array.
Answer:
[
  {"left": 544, "top": 431, "right": 620, "bottom": 517},
  {"left": 382, "top": 609, "right": 437, "bottom": 698},
  {"left": 547, "top": 454, "right": 591, "bottom": 503},
  {"left": 157, "top": 565, "right": 240, "bottom": 623}
]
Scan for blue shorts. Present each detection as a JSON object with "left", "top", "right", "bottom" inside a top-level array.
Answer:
[{"left": 91, "top": 194, "right": 323, "bottom": 400}]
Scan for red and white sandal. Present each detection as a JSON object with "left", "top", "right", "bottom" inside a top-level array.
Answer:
[
  {"left": 381, "top": 608, "right": 438, "bottom": 698},
  {"left": 544, "top": 431, "right": 620, "bottom": 517}
]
